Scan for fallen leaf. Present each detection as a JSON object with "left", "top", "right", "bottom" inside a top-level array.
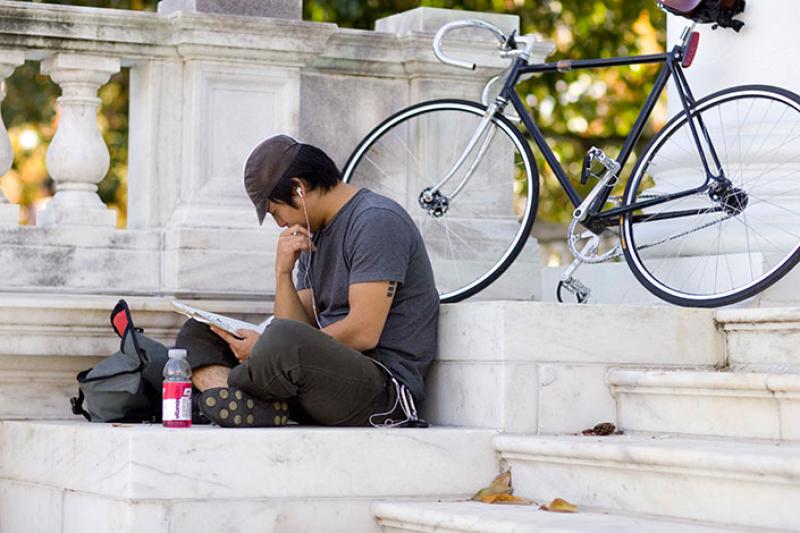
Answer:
[
  {"left": 470, "top": 471, "right": 512, "bottom": 501},
  {"left": 581, "top": 422, "right": 621, "bottom": 436},
  {"left": 540, "top": 498, "right": 578, "bottom": 513},
  {"left": 481, "top": 493, "right": 534, "bottom": 505}
]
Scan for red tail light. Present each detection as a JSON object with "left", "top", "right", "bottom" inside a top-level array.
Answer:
[{"left": 682, "top": 31, "right": 700, "bottom": 68}]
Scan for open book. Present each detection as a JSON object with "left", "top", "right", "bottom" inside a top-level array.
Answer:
[{"left": 171, "top": 301, "right": 272, "bottom": 339}]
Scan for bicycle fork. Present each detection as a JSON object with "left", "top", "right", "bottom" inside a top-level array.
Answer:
[{"left": 424, "top": 104, "right": 499, "bottom": 204}]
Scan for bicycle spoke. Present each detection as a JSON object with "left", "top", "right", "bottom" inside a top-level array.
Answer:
[{"left": 624, "top": 89, "right": 800, "bottom": 304}]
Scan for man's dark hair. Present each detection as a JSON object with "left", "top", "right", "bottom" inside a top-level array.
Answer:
[{"left": 269, "top": 144, "right": 342, "bottom": 208}]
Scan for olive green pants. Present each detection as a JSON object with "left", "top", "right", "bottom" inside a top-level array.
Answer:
[{"left": 176, "top": 318, "right": 399, "bottom": 426}]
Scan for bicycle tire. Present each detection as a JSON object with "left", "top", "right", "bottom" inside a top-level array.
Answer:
[
  {"left": 622, "top": 84, "right": 800, "bottom": 307},
  {"left": 342, "top": 99, "right": 539, "bottom": 303}
]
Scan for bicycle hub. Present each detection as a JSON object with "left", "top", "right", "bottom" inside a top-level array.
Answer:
[
  {"left": 709, "top": 179, "right": 749, "bottom": 215},
  {"left": 419, "top": 188, "right": 449, "bottom": 217}
]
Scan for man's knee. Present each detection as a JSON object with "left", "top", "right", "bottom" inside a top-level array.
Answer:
[
  {"left": 252, "top": 319, "right": 312, "bottom": 361},
  {"left": 230, "top": 319, "right": 310, "bottom": 397},
  {"left": 176, "top": 318, "right": 235, "bottom": 370}
]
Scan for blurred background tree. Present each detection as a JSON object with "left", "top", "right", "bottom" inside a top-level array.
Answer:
[{"left": 1, "top": 0, "right": 665, "bottom": 229}]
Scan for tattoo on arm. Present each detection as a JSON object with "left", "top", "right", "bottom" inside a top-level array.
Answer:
[{"left": 387, "top": 281, "right": 398, "bottom": 298}]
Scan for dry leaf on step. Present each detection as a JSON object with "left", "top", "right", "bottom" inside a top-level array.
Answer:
[
  {"left": 581, "top": 422, "right": 620, "bottom": 436},
  {"left": 471, "top": 471, "right": 512, "bottom": 501},
  {"left": 540, "top": 498, "right": 578, "bottom": 513},
  {"left": 481, "top": 493, "right": 534, "bottom": 505}
]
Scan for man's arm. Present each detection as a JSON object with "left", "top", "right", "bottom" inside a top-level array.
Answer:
[
  {"left": 274, "top": 224, "right": 316, "bottom": 326},
  {"left": 322, "top": 280, "right": 396, "bottom": 351},
  {"left": 274, "top": 272, "right": 316, "bottom": 325}
]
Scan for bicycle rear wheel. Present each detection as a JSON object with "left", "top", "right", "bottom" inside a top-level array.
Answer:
[
  {"left": 342, "top": 99, "right": 539, "bottom": 303},
  {"left": 622, "top": 85, "right": 800, "bottom": 307}
]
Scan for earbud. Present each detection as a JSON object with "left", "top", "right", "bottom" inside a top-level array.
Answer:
[{"left": 295, "top": 186, "right": 304, "bottom": 198}]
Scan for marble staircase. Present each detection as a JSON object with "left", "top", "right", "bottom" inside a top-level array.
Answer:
[
  {"left": 372, "top": 302, "right": 800, "bottom": 532},
  {"left": 2, "top": 301, "right": 800, "bottom": 532}
]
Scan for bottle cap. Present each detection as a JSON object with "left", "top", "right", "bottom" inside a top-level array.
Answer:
[{"left": 168, "top": 348, "right": 187, "bottom": 358}]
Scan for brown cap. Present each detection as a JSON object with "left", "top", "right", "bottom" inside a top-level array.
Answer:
[{"left": 243, "top": 134, "right": 302, "bottom": 225}]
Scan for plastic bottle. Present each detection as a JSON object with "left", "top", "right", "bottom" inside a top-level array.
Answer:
[{"left": 162, "top": 348, "right": 192, "bottom": 428}]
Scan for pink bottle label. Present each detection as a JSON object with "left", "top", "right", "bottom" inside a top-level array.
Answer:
[{"left": 162, "top": 381, "right": 192, "bottom": 428}]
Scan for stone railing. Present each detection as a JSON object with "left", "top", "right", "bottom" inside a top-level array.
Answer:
[{"left": 0, "top": 0, "right": 553, "bottom": 301}]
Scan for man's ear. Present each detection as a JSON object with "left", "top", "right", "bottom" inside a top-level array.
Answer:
[{"left": 291, "top": 178, "right": 306, "bottom": 199}]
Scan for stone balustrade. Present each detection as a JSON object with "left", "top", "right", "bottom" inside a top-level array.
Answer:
[{"left": 0, "top": 0, "right": 552, "bottom": 301}]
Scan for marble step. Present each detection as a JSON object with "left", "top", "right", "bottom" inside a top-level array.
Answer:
[
  {"left": 373, "top": 501, "right": 734, "bottom": 532},
  {"left": 608, "top": 369, "right": 800, "bottom": 440},
  {"left": 716, "top": 307, "right": 800, "bottom": 372},
  {"left": 427, "top": 301, "right": 723, "bottom": 433},
  {"left": 496, "top": 434, "right": 800, "bottom": 531},
  {"left": 0, "top": 421, "right": 499, "bottom": 533}
]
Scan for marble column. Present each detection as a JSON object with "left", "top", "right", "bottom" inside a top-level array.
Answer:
[
  {"left": 0, "top": 50, "right": 24, "bottom": 226},
  {"left": 38, "top": 54, "right": 120, "bottom": 227}
]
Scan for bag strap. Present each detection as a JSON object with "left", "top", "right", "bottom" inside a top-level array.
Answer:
[
  {"left": 110, "top": 299, "right": 147, "bottom": 370},
  {"left": 70, "top": 370, "right": 92, "bottom": 421},
  {"left": 110, "top": 299, "right": 132, "bottom": 339}
]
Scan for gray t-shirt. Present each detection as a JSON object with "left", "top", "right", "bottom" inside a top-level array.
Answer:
[{"left": 295, "top": 189, "right": 439, "bottom": 401}]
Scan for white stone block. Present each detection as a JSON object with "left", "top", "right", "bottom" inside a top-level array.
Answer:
[
  {"left": 62, "top": 491, "right": 169, "bottom": 533},
  {"left": 502, "top": 363, "right": 539, "bottom": 434},
  {"left": 0, "top": 226, "right": 160, "bottom": 293},
  {"left": 299, "top": 72, "right": 408, "bottom": 168},
  {"left": 424, "top": 362, "right": 504, "bottom": 428},
  {"left": 438, "top": 301, "right": 722, "bottom": 366},
  {"left": 0, "top": 205, "right": 18, "bottom": 226},
  {"left": 173, "top": 61, "right": 300, "bottom": 228},
  {"left": 161, "top": 226, "right": 281, "bottom": 296},
  {"left": 0, "top": 480, "right": 63, "bottom": 533},
  {"left": 716, "top": 307, "right": 800, "bottom": 371},
  {"left": 496, "top": 434, "right": 800, "bottom": 531},
  {"left": 127, "top": 59, "right": 184, "bottom": 230},
  {"left": 0, "top": 422, "right": 498, "bottom": 501},
  {"left": 537, "top": 364, "right": 616, "bottom": 435},
  {"left": 609, "top": 369, "right": 800, "bottom": 440}
]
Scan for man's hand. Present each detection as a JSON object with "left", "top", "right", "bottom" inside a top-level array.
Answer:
[
  {"left": 275, "top": 224, "right": 316, "bottom": 276},
  {"left": 210, "top": 327, "right": 260, "bottom": 363}
]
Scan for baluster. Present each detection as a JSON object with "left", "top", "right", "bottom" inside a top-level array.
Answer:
[
  {"left": 38, "top": 54, "right": 120, "bottom": 227},
  {"left": 0, "top": 50, "right": 24, "bottom": 226}
]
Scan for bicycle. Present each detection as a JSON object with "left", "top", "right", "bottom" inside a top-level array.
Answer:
[{"left": 342, "top": 1, "right": 800, "bottom": 308}]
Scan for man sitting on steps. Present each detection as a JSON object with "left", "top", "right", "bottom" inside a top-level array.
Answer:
[{"left": 175, "top": 135, "right": 439, "bottom": 427}]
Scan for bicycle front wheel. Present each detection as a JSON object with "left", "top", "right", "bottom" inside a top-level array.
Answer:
[
  {"left": 622, "top": 85, "right": 800, "bottom": 307},
  {"left": 342, "top": 100, "right": 539, "bottom": 303}
]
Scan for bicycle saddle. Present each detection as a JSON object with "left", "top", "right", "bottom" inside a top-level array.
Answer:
[{"left": 661, "top": 0, "right": 703, "bottom": 14}]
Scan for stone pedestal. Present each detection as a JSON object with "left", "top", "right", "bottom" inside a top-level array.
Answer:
[
  {"left": 38, "top": 54, "right": 120, "bottom": 227},
  {"left": 157, "top": 0, "right": 302, "bottom": 19},
  {"left": 0, "top": 50, "right": 24, "bottom": 226}
]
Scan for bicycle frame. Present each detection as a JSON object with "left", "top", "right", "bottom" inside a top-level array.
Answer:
[{"left": 489, "top": 34, "right": 728, "bottom": 229}]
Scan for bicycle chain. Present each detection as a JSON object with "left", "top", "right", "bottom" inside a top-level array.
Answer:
[{"left": 568, "top": 194, "right": 734, "bottom": 263}]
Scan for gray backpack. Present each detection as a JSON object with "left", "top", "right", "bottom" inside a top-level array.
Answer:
[{"left": 70, "top": 300, "right": 169, "bottom": 423}]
